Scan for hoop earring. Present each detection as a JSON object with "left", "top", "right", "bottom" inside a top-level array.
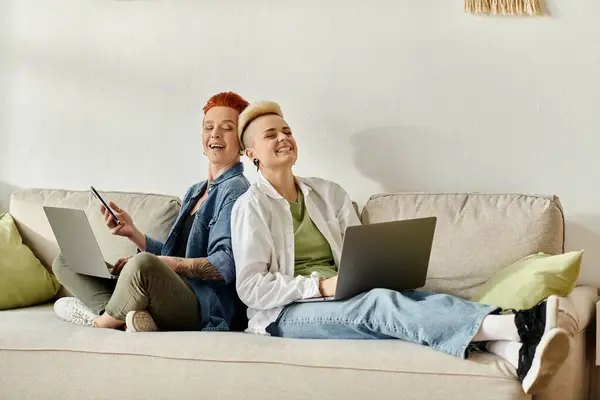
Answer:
[{"left": 253, "top": 159, "right": 260, "bottom": 171}]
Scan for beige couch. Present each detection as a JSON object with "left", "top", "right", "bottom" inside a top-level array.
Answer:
[{"left": 1, "top": 188, "right": 597, "bottom": 400}]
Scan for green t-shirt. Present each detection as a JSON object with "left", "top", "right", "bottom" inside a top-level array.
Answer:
[{"left": 288, "top": 188, "right": 337, "bottom": 279}]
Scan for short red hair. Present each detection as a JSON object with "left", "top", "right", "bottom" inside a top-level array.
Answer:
[{"left": 202, "top": 91, "right": 249, "bottom": 115}]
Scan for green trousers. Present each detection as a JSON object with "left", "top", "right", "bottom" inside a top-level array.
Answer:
[{"left": 52, "top": 252, "right": 201, "bottom": 331}]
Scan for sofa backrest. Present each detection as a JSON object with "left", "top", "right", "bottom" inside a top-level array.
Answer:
[
  {"left": 361, "top": 193, "right": 565, "bottom": 299},
  {"left": 10, "top": 188, "right": 566, "bottom": 300},
  {"left": 9, "top": 189, "right": 181, "bottom": 271}
]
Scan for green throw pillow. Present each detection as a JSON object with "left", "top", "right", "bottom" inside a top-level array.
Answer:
[
  {"left": 470, "top": 251, "right": 583, "bottom": 311},
  {"left": 0, "top": 212, "right": 61, "bottom": 310}
]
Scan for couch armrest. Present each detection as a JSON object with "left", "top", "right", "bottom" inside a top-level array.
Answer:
[{"left": 557, "top": 285, "right": 598, "bottom": 336}]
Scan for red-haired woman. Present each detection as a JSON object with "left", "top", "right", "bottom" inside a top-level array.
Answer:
[{"left": 52, "top": 92, "right": 251, "bottom": 333}]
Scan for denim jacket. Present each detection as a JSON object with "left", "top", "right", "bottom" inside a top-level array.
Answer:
[{"left": 144, "top": 162, "right": 250, "bottom": 330}]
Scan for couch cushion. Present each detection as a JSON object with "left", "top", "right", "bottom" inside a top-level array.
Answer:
[
  {"left": 361, "top": 193, "right": 564, "bottom": 298},
  {"left": 0, "top": 305, "right": 525, "bottom": 400},
  {"left": 8, "top": 189, "right": 181, "bottom": 270}
]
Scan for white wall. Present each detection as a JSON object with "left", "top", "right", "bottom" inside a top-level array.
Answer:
[{"left": 1, "top": 0, "right": 599, "bottom": 284}]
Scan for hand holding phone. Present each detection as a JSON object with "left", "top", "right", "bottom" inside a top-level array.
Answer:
[
  {"left": 90, "top": 186, "right": 145, "bottom": 249},
  {"left": 91, "top": 186, "right": 120, "bottom": 225}
]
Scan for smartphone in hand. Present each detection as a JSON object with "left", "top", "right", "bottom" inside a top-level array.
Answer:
[{"left": 90, "top": 186, "right": 120, "bottom": 225}]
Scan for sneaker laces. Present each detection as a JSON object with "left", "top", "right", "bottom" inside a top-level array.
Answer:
[
  {"left": 61, "top": 299, "right": 97, "bottom": 326},
  {"left": 513, "top": 306, "right": 544, "bottom": 345},
  {"left": 71, "top": 307, "right": 95, "bottom": 325}
]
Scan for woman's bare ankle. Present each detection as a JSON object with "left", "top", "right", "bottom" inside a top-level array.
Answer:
[{"left": 93, "top": 313, "right": 125, "bottom": 329}]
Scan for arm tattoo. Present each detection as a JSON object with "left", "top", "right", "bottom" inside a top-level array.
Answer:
[{"left": 171, "top": 257, "right": 224, "bottom": 281}]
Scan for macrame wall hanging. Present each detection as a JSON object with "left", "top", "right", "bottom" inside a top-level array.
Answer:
[{"left": 464, "top": 0, "right": 543, "bottom": 16}]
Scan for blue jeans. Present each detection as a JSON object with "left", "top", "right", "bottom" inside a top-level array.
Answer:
[{"left": 266, "top": 288, "right": 497, "bottom": 359}]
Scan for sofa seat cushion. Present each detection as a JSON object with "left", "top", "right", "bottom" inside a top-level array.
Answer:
[
  {"left": 361, "top": 193, "right": 565, "bottom": 298},
  {"left": 0, "top": 304, "right": 527, "bottom": 398}
]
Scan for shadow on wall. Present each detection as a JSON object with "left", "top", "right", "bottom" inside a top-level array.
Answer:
[
  {"left": 0, "top": 181, "right": 19, "bottom": 212},
  {"left": 350, "top": 126, "right": 463, "bottom": 194},
  {"left": 565, "top": 215, "right": 600, "bottom": 287},
  {"left": 350, "top": 128, "right": 600, "bottom": 286}
]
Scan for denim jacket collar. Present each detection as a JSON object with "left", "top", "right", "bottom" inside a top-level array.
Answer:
[
  {"left": 257, "top": 171, "right": 312, "bottom": 200},
  {"left": 189, "top": 162, "right": 245, "bottom": 199}
]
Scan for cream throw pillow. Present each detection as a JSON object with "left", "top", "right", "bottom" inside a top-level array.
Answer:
[{"left": 0, "top": 212, "right": 61, "bottom": 310}]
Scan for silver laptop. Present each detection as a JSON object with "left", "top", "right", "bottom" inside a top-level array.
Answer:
[
  {"left": 299, "top": 216, "right": 437, "bottom": 302},
  {"left": 44, "top": 206, "right": 117, "bottom": 279}
]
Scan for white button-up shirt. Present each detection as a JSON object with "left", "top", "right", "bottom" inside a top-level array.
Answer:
[{"left": 231, "top": 173, "right": 361, "bottom": 334}]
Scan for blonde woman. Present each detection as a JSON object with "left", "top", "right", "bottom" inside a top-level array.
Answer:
[{"left": 230, "top": 100, "right": 569, "bottom": 395}]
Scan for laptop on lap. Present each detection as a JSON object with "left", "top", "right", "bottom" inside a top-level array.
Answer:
[
  {"left": 44, "top": 206, "right": 117, "bottom": 279},
  {"left": 298, "top": 216, "right": 437, "bottom": 302}
]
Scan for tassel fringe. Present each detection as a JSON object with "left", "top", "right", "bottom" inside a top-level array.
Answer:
[{"left": 465, "top": 0, "right": 542, "bottom": 15}]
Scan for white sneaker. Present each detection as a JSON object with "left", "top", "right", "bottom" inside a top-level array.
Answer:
[
  {"left": 53, "top": 297, "right": 98, "bottom": 327},
  {"left": 541, "top": 295, "right": 559, "bottom": 333},
  {"left": 519, "top": 327, "right": 570, "bottom": 394},
  {"left": 125, "top": 310, "right": 159, "bottom": 333}
]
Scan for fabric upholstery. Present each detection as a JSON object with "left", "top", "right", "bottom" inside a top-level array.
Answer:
[
  {"left": 0, "top": 351, "right": 529, "bottom": 400},
  {"left": 557, "top": 286, "right": 598, "bottom": 336},
  {"left": 2, "top": 189, "right": 595, "bottom": 400},
  {"left": 0, "top": 305, "right": 526, "bottom": 400},
  {"left": 361, "top": 193, "right": 565, "bottom": 298}
]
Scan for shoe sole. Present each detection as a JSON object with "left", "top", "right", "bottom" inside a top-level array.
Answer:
[
  {"left": 125, "top": 311, "right": 159, "bottom": 333},
  {"left": 522, "top": 328, "right": 570, "bottom": 395},
  {"left": 544, "top": 295, "right": 559, "bottom": 334}
]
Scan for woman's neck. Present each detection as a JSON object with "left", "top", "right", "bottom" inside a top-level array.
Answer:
[
  {"left": 262, "top": 168, "right": 297, "bottom": 202},
  {"left": 207, "top": 158, "right": 239, "bottom": 184}
]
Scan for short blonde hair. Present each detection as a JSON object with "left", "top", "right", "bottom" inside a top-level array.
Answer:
[{"left": 237, "top": 100, "right": 284, "bottom": 149}]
